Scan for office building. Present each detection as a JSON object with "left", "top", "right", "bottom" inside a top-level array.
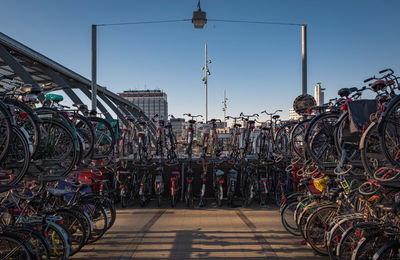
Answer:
[
  {"left": 315, "top": 83, "right": 325, "bottom": 106},
  {"left": 289, "top": 109, "right": 302, "bottom": 120},
  {"left": 118, "top": 89, "right": 168, "bottom": 120}
]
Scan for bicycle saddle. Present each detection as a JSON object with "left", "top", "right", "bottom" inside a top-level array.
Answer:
[
  {"left": 234, "top": 123, "right": 242, "bottom": 128},
  {"left": 188, "top": 119, "right": 196, "bottom": 124},
  {"left": 138, "top": 121, "right": 147, "bottom": 126},
  {"left": 45, "top": 93, "right": 64, "bottom": 102},
  {"left": 272, "top": 115, "right": 280, "bottom": 120},
  {"left": 349, "top": 87, "right": 358, "bottom": 93},
  {"left": 72, "top": 103, "right": 88, "bottom": 111},
  {"left": 370, "top": 80, "right": 387, "bottom": 92},
  {"left": 338, "top": 88, "right": 351, "bottom": 97}
]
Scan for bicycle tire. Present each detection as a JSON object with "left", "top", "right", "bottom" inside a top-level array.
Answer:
[
  {"left": 74, "top": 114, "right": 96, "bottom": 159},
  {"left": 290, "top": 119, "right": 310, "bottom": 159},
  {"left": 0, "top": 232, "right": 34, "bottom": 260},
  {"left": 54, "top": 208, "right": 87, "bottom": 256},
  {"left": 0, "top": 126, "right": 30, "bottom": 185},
  {"left": 280, "top": 200, "right": 301, "bottom": 236},
  {"left": 31, "top": 117, "right": 79, "bottom": 177},
  {"left": 379, "top": 98, "right": 400, "bottom": 168},
  {"left": 360, "top": 121, "right": 388, "bottom": 178},
  {"left": 11, "top": 226, "right": 51, "bottom": 260},
  {"left": 305, "top": 205, "right": 339, "bottom": 255},
  {"left": 0, "top": 100, "right": 12, "bottom": 164},
  {"left": 372, "top": 240, "right": 400, "bottom": 260},
  {"left": 3, "top": 97, "right": 41, "bottom": 157},
  {"left": 43, "top": 221, "right": 71, "bottom": 259},
  {"left": 304, "top": 112, "right": 340, "bottom": 166},
  {"left": 89, "top": 117, "right": 116, "bottom": 159},
  {"left": 337, "top": 221, "right": 380, "bottom": 260}
]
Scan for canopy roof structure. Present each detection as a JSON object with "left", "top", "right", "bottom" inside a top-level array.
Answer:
[{"left": 0, "top": 32, "right": 156, "bottom": 134}]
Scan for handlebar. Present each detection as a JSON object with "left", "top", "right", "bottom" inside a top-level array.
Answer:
[
  {"left": 379, "top": 68, "right": 394, "bottom": 75},
  {"left": 239, "top": 112, "right": 259, "bottom": 119},
  {"left": 261, "top": 109, "right": 283, "bottom": 116},
  {"left": 183, "top": 113, "right": 203, "bottom": 118},
  {"left": 207, "top": 119, "right": 222, "bottom": 124}
]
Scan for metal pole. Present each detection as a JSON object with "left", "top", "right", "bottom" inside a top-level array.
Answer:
[
  {"left": 205, "top": 43, "right": 208, "bottom": 122},
  {"left": 223, "top": 89, "right": 226, "bottom": 123},
  {"left": 302, "top": 24, "right": 307, "bottom": 95},
  {"left": 91, "top": 24, "right": 97, "bottom": 113}
]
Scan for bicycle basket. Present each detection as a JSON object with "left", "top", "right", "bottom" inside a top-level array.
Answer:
[
  {"left": 313, "top": 176, "right": 329, "bottom": 192},
  {"left": 347, "top": 99, "right": 377, "bottom": 134}
]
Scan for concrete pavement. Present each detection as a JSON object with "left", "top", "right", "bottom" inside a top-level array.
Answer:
[{"left": 72, "top": 202, "right": 328, "bottom": 260}]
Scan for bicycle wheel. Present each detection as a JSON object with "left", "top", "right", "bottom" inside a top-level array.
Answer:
[
  {"left": 280, "top": 200, "right": 300, "bottom": 236},
  {"left": 275, "top": 125, "right": 290, "bottom": 155},
  {"left": 12, "top": 226, "right": 51, "bottom": 260},
  {"left": 186, "top": 182, "right": 193, "bottom": 208},
  {"left": 0, "top": 100, "right": 12, "bottom": 164},
  {"left": 290, "top": 119, "right": 310, "bottom": 159},
  {"left": 31, "top": 117, "right": 79, "bottom": 177},
  {"left": 373, "top": 240, "right": 400, "bottom": 260},
  {"left": 333, "top": 112, "right": 361, "bottom": 162},
  {"left": 4, "top": 98, "right": 41, "bottom": 157},
  {"left": 74, "top": 114, "right": 96, "bottom": 159},
  {"left": 54, "top": 209, "right": 87, "bottom": 256},
  {"left": 326, "top": 215, "right": 364, "bottom": 259},
  {"left": 80, "top": 201, "right": 108, "bottom": 244},
  {"left": 43, "top": 222, "right": 70, "bottom": 259},
  {"left": 0, "top": 233, "right": 34, "bottom": 260},
  {"left": 0, "top": 126, "right": 30, "bottom": 185},
  {"left": 304, "top": 112, "right": 340, "bottom": 166},
  {"left": 352, "top": 230, "right": 388, "bottom": 260},
  {"left": 305, "top": 205, "right": 338, "bottom": 255},
  {"left": 89, "top": 117, "right": 116, "bottom": 159},
  {"left": 360, "top": 122, "right": 388, "bottom": 178},
  {"left": 337, "top": 222, "right": 380, "bottom": 260},
  {"left": 70, "top": 207, "right": 93, "bottom": 245},
  {"left": 379, "top": 98, "right": 400, "bottom": 168}
]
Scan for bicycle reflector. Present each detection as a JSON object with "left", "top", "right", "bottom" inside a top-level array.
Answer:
[{"left": 19, "top": 111, "right": 28, "bottom": 119}]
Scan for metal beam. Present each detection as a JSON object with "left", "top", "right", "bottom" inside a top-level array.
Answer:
[
  {"left": 0, "top": 44, "right": 42, "bottom": 93},
  {"left": 75, "top": 83, "right": 111, "bottom": 119},
  {"left": 98, "top": 92, "right": 130, "bottom": 127},
  {"left": 42, "top": 67, "right": 84, "bottom": 105}
]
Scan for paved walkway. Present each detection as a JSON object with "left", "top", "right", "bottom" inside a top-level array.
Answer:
[{"left": 72, "top": 204, "right": 328, "bottom": 260}]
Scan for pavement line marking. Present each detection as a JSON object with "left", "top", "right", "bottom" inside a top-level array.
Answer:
[
  {"left": 235, "top": 209, "right": 278, "bottom": 259},
  {"left": 119, "top": 209, "right": 166, "bottom": 260}
]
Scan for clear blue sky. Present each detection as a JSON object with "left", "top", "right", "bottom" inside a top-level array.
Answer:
[{"left": 1, "top": 0, "right": 399, "bottom": 120}]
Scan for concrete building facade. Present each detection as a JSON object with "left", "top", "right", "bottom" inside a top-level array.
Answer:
[{"left": 118, "top": 89, "right": 168, "bottom": 120}]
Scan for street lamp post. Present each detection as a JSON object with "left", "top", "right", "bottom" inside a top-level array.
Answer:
[
  {"left": 91, "top": 24, "right": 97, "bottom": 113},
  {"left": 302, "top": 24, "right": 307, "bottom": 95},
  {"left": 202, "top": 44, "right": 211, "bottom": 122}
]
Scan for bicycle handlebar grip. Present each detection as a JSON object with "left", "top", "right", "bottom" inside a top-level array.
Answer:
[
  {"left": 364, "top": 77, "right": 375, "bottom": 83},
  {"left": 379, "top": 68, "right": 391, "bottom": 74}
]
